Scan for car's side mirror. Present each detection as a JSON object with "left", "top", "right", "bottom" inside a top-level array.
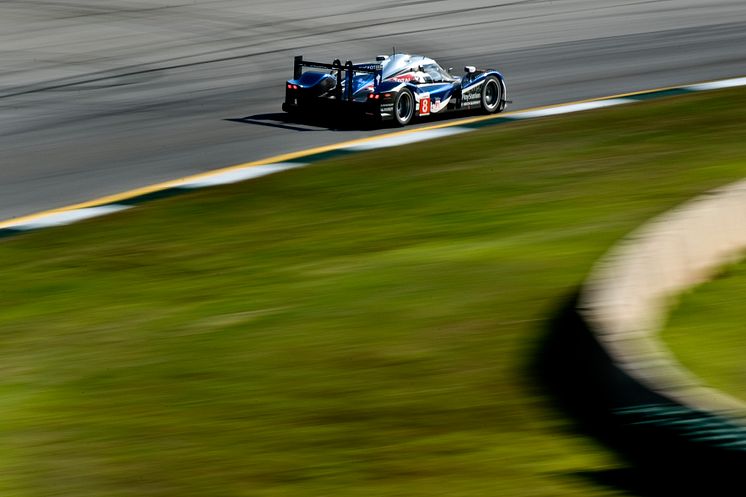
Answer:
[{"left": 464, "top": 66, "right": 476, "bottom": 74}]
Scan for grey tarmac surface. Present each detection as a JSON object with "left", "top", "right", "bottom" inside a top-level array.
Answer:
[{"left": 2, "top": 0, "right": 746, "bottom": 220}]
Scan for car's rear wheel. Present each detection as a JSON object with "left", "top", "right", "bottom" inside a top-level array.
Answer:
[
  {"left": 394, "top": 89, "right": 414, "bottom": 126},
  {"left": 480, "top": 76, "right": 503, "bottom": 114}
]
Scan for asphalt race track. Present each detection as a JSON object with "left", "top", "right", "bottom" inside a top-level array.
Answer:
[{"left": 2, "top": 0, "right": 746, "bottom": 221}]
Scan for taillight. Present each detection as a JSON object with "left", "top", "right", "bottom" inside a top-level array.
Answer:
[
  {"left": 287, "top": 84, "right": 299, "bottom": 90},
  {"left": 368, "top": 93, "right": 380, "bottom": 100}
]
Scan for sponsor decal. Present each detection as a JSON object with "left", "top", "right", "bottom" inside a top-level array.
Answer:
[
  {"left": 391, "top": 72, "right": 416, "bottom": 83},
  {"left": 463, "top": 91, "right": 481, "bottom": 104},
  {"left": 356, "top": 64, "right": 383, "bottom": 72},
  {"left": 431, "top": 96, "right": 451, "bottom": 113},
  {"left": 380, "top": 104, "right": 394, "bottom": 112}
]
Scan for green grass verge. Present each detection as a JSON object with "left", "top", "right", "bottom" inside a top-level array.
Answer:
[
  {"left": 662, "top": 257, "right": 746, "bottom": 404},
  {"left": 2, "top": 88, "right": 746, "bottom": 497}
]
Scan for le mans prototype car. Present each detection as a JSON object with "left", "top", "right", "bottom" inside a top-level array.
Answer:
[{"left": 282, "top": 53, "right": 508, "bottom": 126}]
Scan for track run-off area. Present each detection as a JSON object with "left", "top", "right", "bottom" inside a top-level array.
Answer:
[{"left": 2, "top": 84, "right": 746, "bottom": 496}]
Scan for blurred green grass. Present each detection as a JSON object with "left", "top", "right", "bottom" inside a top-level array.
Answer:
[
  {"left": 1, "top": 88, "right": 746, "bottom": 497},
  {"left": 662, "top": 258, "right": 746, "bottom": 404}
]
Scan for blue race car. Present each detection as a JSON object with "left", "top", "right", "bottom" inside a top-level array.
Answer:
[{"left": 282, "top": 53, "right": 507, "bottom": 126}]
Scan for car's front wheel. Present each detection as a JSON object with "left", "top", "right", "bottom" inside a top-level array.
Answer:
[
  {"left": 480, "top": 76, "right": 504, "bottom": 114},
  {"left": 393, "top": 89, "right": 415, "bottom": 126}
]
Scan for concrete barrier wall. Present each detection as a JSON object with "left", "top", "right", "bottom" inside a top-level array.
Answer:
[{"left": 580, "top": 179, "right": 746, "bottom": 418}]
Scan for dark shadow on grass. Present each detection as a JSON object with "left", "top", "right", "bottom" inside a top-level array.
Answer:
[{"left": 533, "top": 291, "right": 746, "bottom": 496}]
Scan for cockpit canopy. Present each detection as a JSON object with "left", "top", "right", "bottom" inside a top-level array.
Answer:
[{"left": 378, "top": 54, "right": 455, "bottom": 82}]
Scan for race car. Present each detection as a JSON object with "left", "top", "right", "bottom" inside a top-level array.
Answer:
[{"left": 282, "top": 53, "right": 507, "bottom": 126}]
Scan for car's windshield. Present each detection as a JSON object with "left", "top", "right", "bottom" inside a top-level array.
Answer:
[
  {"left": 382, "top": 56, "right": 453, "bottom": 83},
  {"left": 422, "top": 63, "right": 452, "bottom": 82}
]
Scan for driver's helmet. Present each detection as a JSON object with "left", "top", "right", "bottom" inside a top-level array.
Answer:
[{"left": 413, "top": 68, "right": 433, "bottom": 84}]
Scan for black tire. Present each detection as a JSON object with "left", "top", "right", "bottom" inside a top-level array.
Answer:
[
  {"left": 393, "top": 88, "right": 415, "bottom": 126},
  {"left": 282, "top": 102, "right": 300, "bottom": 115},
  {"left": 480, "top": 76, "right": 503, "bottom": 114}
]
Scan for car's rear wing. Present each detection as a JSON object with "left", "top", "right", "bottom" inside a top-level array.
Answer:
[{"left": 292, "top": 55, "right": 383, "bottom": 101}]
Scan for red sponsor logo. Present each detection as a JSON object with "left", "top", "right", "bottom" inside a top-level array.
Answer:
[{"left": 391, "top": 72, "right": 416, "bottom": 83}]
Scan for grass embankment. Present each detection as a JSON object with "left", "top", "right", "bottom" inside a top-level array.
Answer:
[
  {"left": 662, "top": 258, "right": 746, "bottom": 404},
  {"left": 1, "top": 88, "right": 746, "bottom": 497}
]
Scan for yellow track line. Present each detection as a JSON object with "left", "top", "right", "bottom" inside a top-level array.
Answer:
[{"left": 0, "top": 77, "right": 724, "bottom": 230}]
